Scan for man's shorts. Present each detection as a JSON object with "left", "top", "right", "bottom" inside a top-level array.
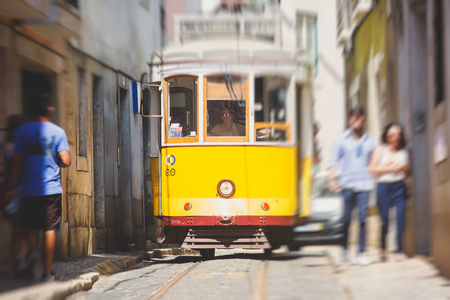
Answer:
[{"left": 22, "top": 194, "right": 61, "bottom": 231}]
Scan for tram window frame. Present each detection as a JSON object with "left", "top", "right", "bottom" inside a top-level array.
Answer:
[
  {"left": 204, "top": 75, "right": 249, "bottom": 143},
  {"left": 254, "top": 76, "right": 291, "bottom": 143},
  {"left": 164, "top": 75, "right": 199, "bottom": 144}
]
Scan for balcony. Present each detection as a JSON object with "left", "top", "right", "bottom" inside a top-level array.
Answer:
[
  {"left": 0, "top": 0, "right": 80, "bottom": 39},
  {"left": 25, "top": 0, "right": 81, "bottom": 39},
  {"left": 0, "top": 0, "right": 48, "bottom": 19},
  {"left": 336, "top": 0, "right": 350, "bottom": 46},
  {"left": 351, "top": 0, "right": 373, "bottom": 23},
  {"left": 175, "top": 15, "right": 279, "bottom": 45}
]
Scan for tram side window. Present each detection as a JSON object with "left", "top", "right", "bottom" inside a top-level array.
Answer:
[
  {"left": 168, "top": 76, "right": 197, "bottom": 138},
  {"left": 206, "top": 75, "right": 246, "bottom": 137},
  {"left": 254, "top": 76, "right": 289, "bottom": 142}
]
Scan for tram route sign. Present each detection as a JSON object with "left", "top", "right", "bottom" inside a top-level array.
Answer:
[
  {"left": 165, "top": 154, "right": 176, "bottom": 166},
  {"left": 169, "top": 127, "right": 182, "bottom": 138},
  {"left": 165, "top": 168, "right": 176, "bottom": 176}
]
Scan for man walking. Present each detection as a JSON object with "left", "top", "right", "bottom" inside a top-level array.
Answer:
[
  {"left": 7, "top": 94, "right": 70, "bottom": 281},
  {"left": 328, "top": 106, "right": 375, "bottom": 265}
]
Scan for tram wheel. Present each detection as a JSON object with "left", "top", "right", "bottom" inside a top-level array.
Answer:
[
  {"left": 288, "top": 244, "right": 301, "bottom": 252},
  {"left": 263, "top": 248, "right": 273, "bottom": 258},
  {"left": 200, "top": 249, "right": 215, "bottom": 260}
]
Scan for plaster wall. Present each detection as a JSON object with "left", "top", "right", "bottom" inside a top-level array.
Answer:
[
  {"left": 280, "top": 0, "right": 345, "bottom": 172},
  {"left": 78, "top": 0, "right": 162, "bottom": 80}
]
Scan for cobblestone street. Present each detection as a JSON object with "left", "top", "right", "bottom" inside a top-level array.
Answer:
[{"left": 64, "top": 246, "right": 450, "bottom": 300}]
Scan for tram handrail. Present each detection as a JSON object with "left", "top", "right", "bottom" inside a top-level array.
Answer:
[{"left": 141, "top": 83, "right": 163, "bottom": 118}]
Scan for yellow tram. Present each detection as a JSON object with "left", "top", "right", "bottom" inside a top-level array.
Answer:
[{"left": 144, "top": 39, "right": 314, "bottom": 258}]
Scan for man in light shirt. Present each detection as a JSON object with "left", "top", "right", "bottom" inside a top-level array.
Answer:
[{"left": 328, "top": 106, "right": 376, "bottom": 266}]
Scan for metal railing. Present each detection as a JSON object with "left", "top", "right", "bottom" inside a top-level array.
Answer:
[
  {"left": 337, "top": 2, "right": 344, "bottom": 36},
  {"left": 177, "top": 16, "right": 277, "bottom": 43},
  {"left": 352, "top": 0, "right": 359, "bottom": 11}
]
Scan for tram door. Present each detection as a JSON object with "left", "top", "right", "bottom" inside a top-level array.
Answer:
[
  {"left": 296, "top": 85, "right": 313, "bottom": 219},
  {"left": 142, "top": 84, "right": 162, "bottom": 239},
  {"left": 141, "top": 82, "right": 162, "bottom": 240},
  {"left": 296, "top": 86, "right": 303, "bottom": 217}
]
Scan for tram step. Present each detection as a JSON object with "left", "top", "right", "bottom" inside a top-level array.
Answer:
[{"left": 181, "top": 229, "right": 271, "bottom": 249}]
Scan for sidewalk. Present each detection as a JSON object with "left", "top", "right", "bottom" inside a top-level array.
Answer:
[
  {"left": 0, "top": 247, "right": 196, "bottom": 300},
  {"left": 325, "top": 245, "right": 450, "bottom": 300}
]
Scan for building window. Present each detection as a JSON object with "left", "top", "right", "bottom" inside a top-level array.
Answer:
[
  {"left": 78, "top": 69, "right": 88, "bottom": 157},
  {"left": 296, "top": 13, "right": 318, "bottom": 74},
  {"left": 435, "top": 0, "right": 445, "bottom": 106},
  {"left": 62, "top": 0, "right": 79, "bottom": 13}
]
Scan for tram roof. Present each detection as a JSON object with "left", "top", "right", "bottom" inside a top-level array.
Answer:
[{"left": 152, "top": 39, "right": 309, "bottom": 66}]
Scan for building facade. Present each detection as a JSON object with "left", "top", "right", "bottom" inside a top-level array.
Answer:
[
  {"left": 337, "top": 0, "right": 450, "bottom": 277},
  {"left": 279, "top": 0, "right": 345, "bottom": 173},
  {"left": 0, "top": 0, "right": 164, "bottom": 269},
  {"left": 392, "top": 0, "right": 450, "bottom": 277}
]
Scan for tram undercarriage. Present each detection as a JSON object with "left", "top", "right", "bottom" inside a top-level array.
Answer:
[{"left": 162, "top": 223, "right": 295, "bottom": 258}]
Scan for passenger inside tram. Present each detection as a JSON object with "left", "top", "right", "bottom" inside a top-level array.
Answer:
[{"left": 209, "top": 107, "right": 245, "bottom": 136}]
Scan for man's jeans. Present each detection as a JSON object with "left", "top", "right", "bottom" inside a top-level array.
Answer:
[{"left": 341, "top": 189, "right": 369, "bottom": 253}]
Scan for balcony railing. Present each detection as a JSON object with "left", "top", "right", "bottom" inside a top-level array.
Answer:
[
  {"left": 336, "top": 0, "right": 350, "bottom": 46},
  {"left": 0, "top": 0, "right": 80, "bottom": 39},
  {"left": 336, "top": 0, "right": 373, "bottom": 46},
  {"left": 0, "top": 0, "right": 48, "bottom": 19},
  {"left": 26, "top": 0, "right": 81, "bottom": 39},
  {"left": 337, "top": 3, "right": 344, "bottom": 36},
  {"left": 176, "top": 15, "right": 279, "bottom": 44},
  {"left": 351, "top": 0, "right": 373, "bottom": 23}
]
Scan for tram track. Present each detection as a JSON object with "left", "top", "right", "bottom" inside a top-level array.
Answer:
[
  {"left": 249, "top": 259, "right": 270, "bottom": 300},
  {"left": 146, "top": 253, "right": 271, "bottom": 300},
  {"left": 147, "top": 261, "right": 201, "bottom": 300}
]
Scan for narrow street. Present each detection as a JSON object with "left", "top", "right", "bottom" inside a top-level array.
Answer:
[
  {"left": 3, "top": 1, "right": 450, "bottom": 299},
  {"left": 68, "top": 247, "right": 450, "bottom": 300}
]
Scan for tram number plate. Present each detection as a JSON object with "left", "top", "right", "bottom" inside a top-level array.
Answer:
[{"left": 294, "top": 223, "right": 324, "bottom": 233}]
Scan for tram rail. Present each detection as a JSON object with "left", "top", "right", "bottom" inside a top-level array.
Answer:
[
  {"left": 249, "top": 259, "right": 270, "bottom": 300},
  {"left": 148, "top": 261, "right": 201, "bottom": 299}
]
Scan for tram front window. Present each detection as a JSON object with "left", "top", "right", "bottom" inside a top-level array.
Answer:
[
  {"left": 254, "top": 76, "right": 290, "bottom": 142},
  {"left": 167, "top": 76, "right": 197, "bottom": 138},
  {"left": 206, "top": 75, "right": 247, "bottom": 137}
]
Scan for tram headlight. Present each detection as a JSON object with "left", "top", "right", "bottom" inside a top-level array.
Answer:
[
  {"left": 184, "top": 202, "right": 192, "bottom": 211},
  {"left": 217, "top": 179, "right": 236, "bottom": 198}
]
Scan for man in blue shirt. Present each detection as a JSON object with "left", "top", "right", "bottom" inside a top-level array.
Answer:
[
  {"left": 7, "top": 94, "right": 71, "bottom": 281},
  {"left": 328, "top": 106, "right": 375, "bottom": 266}
]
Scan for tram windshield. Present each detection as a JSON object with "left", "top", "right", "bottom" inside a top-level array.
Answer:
[
  {"left": 254, "top": 76, "right": 290, "bottom": 142},
  {"left": 163, "top": 74, "right": 292, "bottom": 143},
  {"left": 206, "top": 75, "right": 247, "bottom": 138}
]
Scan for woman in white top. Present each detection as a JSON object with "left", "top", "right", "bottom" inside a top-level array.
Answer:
[{"left": 369, "top": 123, "right": 410, "bottom": 262}]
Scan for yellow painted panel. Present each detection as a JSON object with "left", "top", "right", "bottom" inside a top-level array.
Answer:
[
  {"left": 300, "top": 156, "right": 313, "bottom": 217},
  {"left": 151, "top": 158, "right": 160, "bottom": 216},
  {"left": 160, "top": 146, "right": 299, "bottom": 217}
]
